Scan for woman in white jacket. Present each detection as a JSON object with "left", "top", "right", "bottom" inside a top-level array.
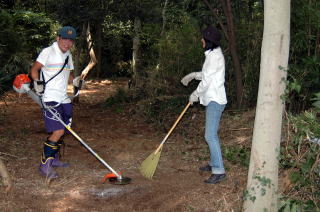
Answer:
[{"left": 181, "top": 25, "right": 227, "bottom": 184}]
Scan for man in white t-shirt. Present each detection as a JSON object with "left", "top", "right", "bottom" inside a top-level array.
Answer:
[{"left": 30, "top": 26, "right": 82, "bottom": 179}]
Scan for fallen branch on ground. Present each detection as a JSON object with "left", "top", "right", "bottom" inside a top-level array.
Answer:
[{"left": 0, "top": 159, "right": 12, "bottom": 193}]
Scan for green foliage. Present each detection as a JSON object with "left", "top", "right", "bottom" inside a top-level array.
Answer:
[
  {"left": 158, "top": 15, "right": 203, "bottom": 80},
  {"left": 103, "top": 88, "right": 131, "bottom": 107},
  {"left": 235, "top": 1, "right": 264, "bottom": 107},
  {"left": 12, "top": 10, "right": 57, "bottom": 56},
  {"left": 134, "top": 13, "right": 203, "bottom": 99},
  {"left": 141, "top": 96, "right": 187, "bottom": 125},
  {"left": 101, "top": 15, "right": 133, "bottom": 77},
  {"left": 286, "top": 0, "right": 320, "bottom": 112},
  {"left": 222, "top": 145, "right": 250, "bottom": 167},
  {"left": 0, "top": 53, "right": 30, "bottom": 95},
  {"left": 279, "top": 198, "right": 304, "bottom": 212},
  {"left": 280, "top": 110, "right": 320, "bottom": 211},
  {"left": 0, "top": 10, "right": 22, "bottom": 62},
  {"left": 0, "top": 8, "right": 56, "bottom": 96},
  {"left": 311, "top": 92, "right": 320, "bottom": 111},
  {"left": 46, "top": 0, "right": 105, "bottom": 26}
]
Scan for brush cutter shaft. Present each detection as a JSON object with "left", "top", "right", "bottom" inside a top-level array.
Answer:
[
  {"left": 26, "top": 89, "right": 121, "bottom": 178},
  {"left": 48, "top": 108, "right": 121, "bottom": 178},
  {"left": 27, "top": 90, "right": 42, "bottom": 107},
  {"left": 155, "top": 102, "right": 191, "bottom": 154}
]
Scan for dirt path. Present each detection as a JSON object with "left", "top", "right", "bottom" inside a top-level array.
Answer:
[{"left": 0, "top": 79, "right": 249, "bottom": 212}]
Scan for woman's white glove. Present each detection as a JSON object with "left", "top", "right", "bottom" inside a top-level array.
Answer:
[
  {"left": 73, "top": 76, "right": 85, "bottom": 89},
  {"left": 181, "top": 72, "right": 202, "bottom": 86},
  {"left": 189, "top": 91, "right": 199, "bottom": 105}
]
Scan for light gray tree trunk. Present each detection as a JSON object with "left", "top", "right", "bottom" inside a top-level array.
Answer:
[{"left": 243, "top": 0, "right": 290, "bottom": 211}]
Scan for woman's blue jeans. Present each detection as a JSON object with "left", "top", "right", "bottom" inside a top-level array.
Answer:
[{"left": 205, "top": 101, "right": 226, "bottom": 174}]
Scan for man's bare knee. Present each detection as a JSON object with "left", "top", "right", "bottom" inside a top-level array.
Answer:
[{"left": 49, "top": 129, "right": 65, "bottom": 142}]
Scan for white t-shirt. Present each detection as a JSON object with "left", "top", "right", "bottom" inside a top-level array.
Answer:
[
  {"left": 37, "top": 42, "right": 74, "bottom": 103},
  {"left": 196, "top": 47, "right": 227, "bottom": 106}
]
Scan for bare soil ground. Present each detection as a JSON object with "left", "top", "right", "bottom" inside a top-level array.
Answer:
[{"left": 0, "top": 79, "right": 253, "bottom": 212}]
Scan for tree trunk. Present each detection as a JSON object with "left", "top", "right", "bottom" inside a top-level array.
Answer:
[
  {"left": 0, "top": 159, "right": 12, "bottom": 192},
  {"left": 73, "top": 22, "right": 97, "bottom": 103},
  {"left": 202, "top": 0, "right": 229, "bottom": 40},
  {"left": 80, "top": 22, "right": 98, "bottom": 80},
  {"left": 203, "top": 0, "right": 244, "bottom": 108},
  {"left": 161, "top": 0, "right": 169, "bottom": 36},
  {"left": 132, "top": 16, "right": 141, "bottom": 87},
  {"left": 219, "top": 0, "right": 244, "bottom": 108},
  {"left": 243, "top": 0, "right": 290, "bottom": 211},
  {"left": 95, "top": 21, "right": 102, "bottom": 78},
  {"left": 73, "top": 24, "right": 84, "bottom": 77}
]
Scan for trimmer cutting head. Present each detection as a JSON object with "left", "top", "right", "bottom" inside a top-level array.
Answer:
[
  {"left": 102, "top": 173, "right": 132, "bottom": 185},
  {"left": 109, "top": 176, "right": 132, "bottom": 185}
]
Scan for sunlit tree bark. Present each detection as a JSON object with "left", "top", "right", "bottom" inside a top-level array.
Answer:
[
  {"left": 80, "top": 22, "right": 97, "bottom": 80},
  {"left": 74, "top": 22, "right": 97, "bottom": 102}
]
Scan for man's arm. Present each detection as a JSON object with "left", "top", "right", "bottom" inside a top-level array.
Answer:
[
  {"left": 68, "top": 71, "right": 74, "bottom": 84},
  {"left": 30, "top": 61, "right": 43, "bottom": 80}
]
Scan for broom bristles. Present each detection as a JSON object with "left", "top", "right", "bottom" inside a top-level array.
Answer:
[{"left": 139, "top": 148, "right": 162, "bottom": 179}]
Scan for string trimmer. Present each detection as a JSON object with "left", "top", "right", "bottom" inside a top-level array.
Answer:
[{"left": 13, "top": 74, "right": 131, "bottom": 185}]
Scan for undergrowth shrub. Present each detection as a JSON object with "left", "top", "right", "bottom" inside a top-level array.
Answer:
[
  {"left": 131, "top": 13, "right": 203, "bottom": 100},
  {"left": 280, "top": 110, "right": 320, "bottom": 211},
  {"left": 223, "top": 145, "right": 250, "bottom": 167}
]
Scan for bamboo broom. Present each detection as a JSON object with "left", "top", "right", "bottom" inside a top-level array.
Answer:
[{"left": 139, "top": 102, "right": 191, "bottom": 179}]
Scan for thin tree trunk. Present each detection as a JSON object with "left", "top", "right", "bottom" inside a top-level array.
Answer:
[
  {"left": 248, "top": 0, "right": 254, "bottom": 20},
  {"left": 132, "top": 17, "right": 141, "bottom": 87},
  {"left": 95, "top": 22, "right": 102, "bottom": 78},
  {"left": 243, "top": 0, "right": 290, "bottom": 211},
  {"left": 317, "top": 31, "right": 320, "bottom": 56},
  {"left": 202, "top": 0, "right": 229, "bottom": 40},
  {"left": 308, "top": 0, "right": 311, "bottom": 56},
  {"left": 220, "top": 0, "right": 244, "bottom": 108},
  {"left": 203, "top": 0, "right": 244, "bottom": 108},
  {"left": 80, "top": 22, "right": 97, "bottom": 80},
  {"left": 73, "top": 24, "right": 84, "bottom": 77},
  {"left": 73, "top": 22, "right": 97, "bottom": 103},
  {"left": 161, "top": 0, "right": 169, "bottom": 36},
  {"left": 0, "top": 159, "right": 12, "bottom": 192}
]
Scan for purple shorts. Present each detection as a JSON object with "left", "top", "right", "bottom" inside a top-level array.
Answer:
[{"left": 42, "top": 102, "right": 72, "bottom": 133}]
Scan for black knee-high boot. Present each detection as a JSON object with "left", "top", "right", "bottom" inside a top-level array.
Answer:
[
  {"left": 52, "top": 139, "right": 69, "bottom": 168},
  {"left": 39, "top": 139, "right": 59, "bottom": 178}
]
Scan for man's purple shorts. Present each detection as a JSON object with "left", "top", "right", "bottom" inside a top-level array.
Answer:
[{"left": 42, "top": 102, "right": 72, "bottom": 133}]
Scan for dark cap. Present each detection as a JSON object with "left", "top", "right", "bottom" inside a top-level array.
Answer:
[
  {"left": 58, "top": 26, "right": 76, "bottom": 40},
  {"left": 201, "top": 26, "right": 221, "bottom": 45}
]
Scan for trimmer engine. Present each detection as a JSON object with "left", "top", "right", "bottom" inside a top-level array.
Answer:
[{"left": 13, "top": 74, "right": 31, "bottom": 93}]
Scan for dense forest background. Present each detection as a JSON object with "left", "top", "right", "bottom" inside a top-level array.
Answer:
[{"left": 0, "top": 0, "right": 319, "bottom": 211}]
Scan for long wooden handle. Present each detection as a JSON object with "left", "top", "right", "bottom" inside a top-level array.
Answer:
[{"left": 154, "top": 102, "right": 191, "bottom": 154}]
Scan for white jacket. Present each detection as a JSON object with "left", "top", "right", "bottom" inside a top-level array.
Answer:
[{"left": 195, "top": 47, "right": 227, "bottom": 106}]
